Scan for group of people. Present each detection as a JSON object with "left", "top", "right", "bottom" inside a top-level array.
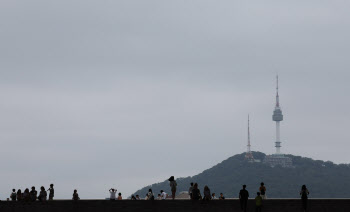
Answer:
[
  {"left": 238, "top": 183, "right": 310, "bottom": 212},
  {"left": 109, "top": 188, "right": 123, "bottom": 200},
  {"left": 8, "top": 185, "right": 82, "bottom": 202},
  {"left": 6, "top": 178, "right": 311, "bottom": 212},
  {"left": 188, "top": 182, "right": 225, "bottom": 200},
  {"left": 9, "top": 184, "right": 54, "bottom": 202}
]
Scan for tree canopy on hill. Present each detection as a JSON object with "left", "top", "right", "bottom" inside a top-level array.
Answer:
[{"left": 133, "top": 152, "right": 350, "bottom": 198}]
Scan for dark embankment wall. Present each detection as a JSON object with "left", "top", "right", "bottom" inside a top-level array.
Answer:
[{"left": 1, "top": 199, "right": 350, "bottom": 212}]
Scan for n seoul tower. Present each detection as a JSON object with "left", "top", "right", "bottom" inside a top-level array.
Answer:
[{"left": 272, "top": 75, "right": 283, "bottom": 155}]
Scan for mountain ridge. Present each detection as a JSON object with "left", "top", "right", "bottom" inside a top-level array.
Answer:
[{"left": 133, "top": 152, "right": 350, "bottom": 198}]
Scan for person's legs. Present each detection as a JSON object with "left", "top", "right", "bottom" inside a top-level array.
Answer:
[
  {"left": 243, "top": 200, "right": 248, "bottom": 212},
  {"left": 302, "top": 199, "right": 307, "bottom": 211},
  {"left": 172, "top": 190, "right": 176, "bottom": 200},
  {"left": 240, "top": 199, "right": 244, "bottom": 210}
]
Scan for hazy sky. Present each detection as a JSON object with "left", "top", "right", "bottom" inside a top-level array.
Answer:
[{"left": 1, "top": 0, "right": 350, "bottom": 199}]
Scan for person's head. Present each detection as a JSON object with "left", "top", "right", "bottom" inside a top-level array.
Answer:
[
  {"left": 136, "top": 195, "right": 139, "bottom": 198},
  {"left": 220, "top": 193, "right": 223, "bottom": 196},
  {"left": 111, "top": 188, "right": 115, "bottom": 192},
  {"left": 74, "top": 189, "right": 77, "bottom": 193},
  {"left": 194, "top": 183, "right": 198, "bottom": 189},
  {"left": 204, "top": 186, "right": 209, "bottom": 191},
  {"left": 243, "top": 185, "right": 246, "bottom": 189},
  {"left": 190, "top": 182, "right": 193, "bottom": 186},
  {"left": 118, "top": 193, "right": 121, "bottom": 196},
  {"left": 50, "top": 184, "right": 54, "bottom": 188},
  {"left": 12, "top": 189, "right": 15, "bottom": 192},
  {"left": 257, "top": 192, "right": 260, "bottom": 196},
  {"left": 158, "top": 194, "right": 161, "bottom": 197},
  {"left": 41, "top": 186, "right": 45, "bottom": 191},
  {"left": 25, "top": 188, "right": 29, "bottom": 193},
  {"left": 261, "top": 182, "right": 264, "bottom": 186},
  {"left": 31, "top": 186, "right": 35, "bottom": 190},
  {"left": 17, "top": 189, "right": 21, "bottom": 193},
  {"left": 168, "top": 176, "right": 175, "bottom": 182},
  {"left": 160, "top": 190, "right": 164, "bottom": 193},
  {"left": 302, "top": 185, "right": 306, "bottom": 190},
  {"left": 212, "top": 193, "right": 215, "bottom": 196},
  {"left": 149, "top": 189, "right": 152, "bottom": 193}
]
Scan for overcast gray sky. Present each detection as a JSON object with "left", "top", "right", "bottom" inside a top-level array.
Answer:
[{"left": 1, "top": 0, "right": 350, "bottom": 199}]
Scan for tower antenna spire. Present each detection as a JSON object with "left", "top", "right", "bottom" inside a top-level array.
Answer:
[
  {"left": 245, "top": 114, "right": 254, "bottom": 162},
  {"left": 276, "top": 75, "right": 280, "bottom": 107}
]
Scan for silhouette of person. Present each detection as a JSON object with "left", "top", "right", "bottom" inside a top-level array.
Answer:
[
  {"left": 259, "top": 182, "right": 266, "bottom": 199},
  {"left": 17, "top": 189, "right": 23, "bottom": 201},
  {"left": 255, "top": 192, "right": 262, "bottom": 212},
  {"left": 48, "top": 184, "right": 54, "bottom": 200},
  {"left": 169, "top": 176, "right": 177, "bottom": 200},
  {"left": 30, "top": 186, "right": 37, "bottom": 202},
  {"left": 191, "top": 183, "right": 201, "bottom": 200},
  {"left": 131, "top": 195, "right": 136, "bottom": 200},
  {"left": 160, "top": 190, "right": 167, "bottom": 200},
  {"left": 203, "top": 186, "right": 211, "bottom": 201},
  {"left": 38, "top": 186, "right": 47, "bottom": 202},
  {"left": 23, "top": 188, "right": 31, "bottom": 202},
  {"left": 219, "top": 193, "right": 225, "bottom": 200},
  {"left": 118, "top": 193, "right": 122, "bottom": 200},
  {"left": 109, "top": 188, "right": 117, "bottom": 200},
  {"left": 10, "top": 189, "right": 17, "bottom": 201},
  {"left": 72, "top": 189, "right": 80, "bottom": 201},
  {"left": 147, "top": 189, "right": 154, "bottom": 200},
  {"left": 239, "top": 185, "right": 249, "bottom": 212},
  {"left": 188, "top": 183, "right": 194, "bottom": 200},
  {"left": 300, "top": 185, "right": 309, "bottom": 212}
]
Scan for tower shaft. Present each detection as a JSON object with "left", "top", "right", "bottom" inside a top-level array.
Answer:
[{"left": 275, "top": 121, "right": 281, "bottom": 154}]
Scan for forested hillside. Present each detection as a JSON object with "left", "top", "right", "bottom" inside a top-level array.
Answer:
[{"left": 133, "top": 152, "right": 350, "bottom": 198}]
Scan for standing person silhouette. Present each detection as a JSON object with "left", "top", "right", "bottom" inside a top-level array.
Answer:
[
  {"left": 109, "top": 188, "right": 117, "bottom": 200},
  {"left": 188, "top": 183, "right": 194, "bottom": 200},
  {"left": 255, "top": 192, "right": 262, "bottom": 212},
  {"left": 168, "top": 176, "right": 177, "bottom": 200},
  {"left": 259, "top": 183, "right": 266, "bottom": 199},
  {"left": 239, "top": 185, "right": 249, "bottom": 212},
  {"left": 48, "top": 184, "right": 54, "bottom": 200},
  {"left": 300, "top": 185, "right": 310, "bottom": 212}
]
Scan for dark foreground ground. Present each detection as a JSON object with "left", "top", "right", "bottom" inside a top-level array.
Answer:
[{"left": 1, "top": 199, "right": 350, "bottom": 212}]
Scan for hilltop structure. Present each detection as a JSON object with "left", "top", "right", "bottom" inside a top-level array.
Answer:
[{"left": 264, "top": 76, "right": 293, "bottom": 167}]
